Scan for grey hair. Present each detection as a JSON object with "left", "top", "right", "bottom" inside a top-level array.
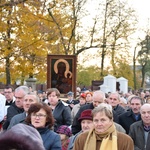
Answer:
[
  {"left": 92, "top": 103, "right": 113, "bottom": 120},
  {"left": 93, "top": 90, "right": 106, "bottom": 101},
  {"left": 15, "top": 86, "right": 30, "bottom": 95},
  {"left": 25, "top": 92, "right": 40, "bottom": 103},
  {"left": 109, "top": 92, "right": 120, "bottom": 101}
]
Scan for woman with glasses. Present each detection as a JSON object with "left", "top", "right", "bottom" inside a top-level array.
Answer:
[{"left": 25, "top": 103, "right": 61, "bottom": 150}]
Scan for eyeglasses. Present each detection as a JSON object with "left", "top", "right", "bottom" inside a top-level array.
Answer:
[
  {"left": 15, "top": 96, "right": 24, "bottom": 99},
  {"left": 31, "top": 114, "right": 47, "bottom": 118},
  {"left": 4, "top": 91, "right": 12, "bottom": 94}
]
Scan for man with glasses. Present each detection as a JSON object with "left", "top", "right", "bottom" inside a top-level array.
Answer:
[
  {"left": 7, "top": 92, "right": 40, "bottom": 130},
  {"left": 3, "top": 86, "right": 29, "bottom": 130},
  {"left": 119, "top": 96, "right": 142, "bottom": 134},
  {"left": 0, "top": 85, "right": 15, "bottom": 130}
]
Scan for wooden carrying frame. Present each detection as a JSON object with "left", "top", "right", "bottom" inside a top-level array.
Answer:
[{"left": 47, "top": 55, "right": 77, "bottom": 96}]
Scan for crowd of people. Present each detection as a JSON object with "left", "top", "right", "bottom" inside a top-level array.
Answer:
[{"left": 0, "top": 85, "right": 150, "bottom": 150}]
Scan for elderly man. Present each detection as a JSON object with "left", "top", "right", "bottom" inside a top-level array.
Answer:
[
  {"left": 119, "top": 96, "right": 142, "bottom": 134},
  {"left": 7, "top": 92, "right": 39, "bottom": 130},
  {"left": 108, "top": 92, "right": 126, "bottom": 117},
  {"left": 129, "top": 103, "right": 150, "bottom": 150},
  {"left": 3, "top": 86, "right": 29, "bottom": 130},
  {"left": 71, "top": 90, "right": 118, "bottom": 135}
]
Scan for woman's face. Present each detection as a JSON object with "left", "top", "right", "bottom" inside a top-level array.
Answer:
[
  {"left": 86, "top": 94, "right": 93, "bottom": 102},
  {"left": 81, "top": 119, "right": 93, "bottom": 132},
  {"left": 48, "top": 91, "right": 59, "bottom": 106},
  {"left": 79, "top": 97, "right": 86, "bottom": 105},
  {"left": 93, "top": 112, "right": 113, "bottom": 133},
  {"left": 31, "top": 108, "right": 47, "bottom": 128}
]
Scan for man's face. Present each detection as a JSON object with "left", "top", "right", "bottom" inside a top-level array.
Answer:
[
  {"left": 4, "top": 88, "right": 14, "bottom": 101},
  {"left": 14, "top": 90, "right": 25, "bottom": 108},
  {"left": 145, "top": 91, "right": 150, "bottom": 97},
  {"left": 130, "top": 98, "right": 142, "bottom": 114},
  {"left": 23, "top": 95, "right": 38, "bottom": 112},
  {"left": 141, "top": 105, "right": 150, "bottom": 126},
  {"left": 92, "top": 94, "right": 104, "bottom": 108},
  {"left": 108, "top": 93, "right": 119, "bottom": 107}
]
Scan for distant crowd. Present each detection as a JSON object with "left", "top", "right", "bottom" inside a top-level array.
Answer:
[{"left": 0, "top": 85, "right": 150, "bottom": 150}]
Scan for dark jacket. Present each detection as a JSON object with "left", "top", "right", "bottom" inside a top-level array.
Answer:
[
  {"left": 66, "top": 99, "right": 79, "bottom": 105},
  {"left": 113, "top": 104, "right": 126, "bottom": 116},
  {"left": 71, "top": 103, "right": 119, "bottom": 135},
  {"left": 66, "top": 99, "right": 79, "bottom": 110},
  {"left": 37, "top": 127, "right": 61, "bottom": 150},
  {"left": 119, "top": 109, "right": 141, "bottom": 134},
  {"left": 7, "top": 112, "right": 26, "bottom": 130},
  {"left": 3, "top": 102, "right": 24, "bottom": 130},
  {"left": 129, "top": 120, "right": 150, "bottom": 150},
  {"left": 53, "top": 100, "right": 72, "bottom": 131}
]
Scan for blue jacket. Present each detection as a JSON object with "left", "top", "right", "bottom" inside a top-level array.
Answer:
[{"left": 37, "top": 127, "right": 61, "bottom": 150}]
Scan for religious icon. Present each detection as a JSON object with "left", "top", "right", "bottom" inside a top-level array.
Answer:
[{"left": 47, "top": 55, "right": 77, "bottom": 95}]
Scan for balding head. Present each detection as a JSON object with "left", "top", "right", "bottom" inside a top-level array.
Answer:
[
  {"left": 92, "top": 90, "right": 105, "bottom": 107},
  {"left": 140, "top": 103, "right": 150, "bottom": 126}
]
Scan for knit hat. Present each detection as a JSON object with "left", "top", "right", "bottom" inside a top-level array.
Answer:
[
  {"left": 78, "top": 109, "right": 93, "bottom": 122},
  {"left": 0, "top": 124, "right": 45, "bottom": 150},
  {"left": 56, "top": 125, "right": 72, "bottom": 137}
]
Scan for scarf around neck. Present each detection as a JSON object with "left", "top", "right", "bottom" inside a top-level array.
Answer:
[{"left": 84, "top": 123, "right": 118, "bottom": 150}]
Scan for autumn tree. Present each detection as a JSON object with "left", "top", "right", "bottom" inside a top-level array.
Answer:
[
  {"left": 77, "top": 65, "right": 101, "bottom": 86},
  {"left": 0, "top": 0, "right": 140, "bottom": 88},
  {"left": 0, "top": 0, "right": 101, "bottom": 84},
  {"left": 137, "top": 35, "right": 150, "bottom": 88},
  {"left": 89, "top": 0, "right": 137, "bottom": 78}
]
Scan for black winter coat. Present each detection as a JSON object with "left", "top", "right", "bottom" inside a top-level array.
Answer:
[
  {"left": 53, "top": 100, "right": 72, "bottom": 131},
  {"left": 3, "top": 102, "right": 24, "bottom": 130},
  {"left": 118, "top": 109, "right": 141, "bottom": 134}
]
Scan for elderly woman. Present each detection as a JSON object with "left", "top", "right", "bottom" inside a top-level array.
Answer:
[
  {"left": 73, "top": 103, "right": 134, "bottom": 150},
  {"left": 47, "top": 88, "right": 71, "bottom": 131},
  {"left": 25, "top": 103, "right": 61, "bottom": 150}
]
